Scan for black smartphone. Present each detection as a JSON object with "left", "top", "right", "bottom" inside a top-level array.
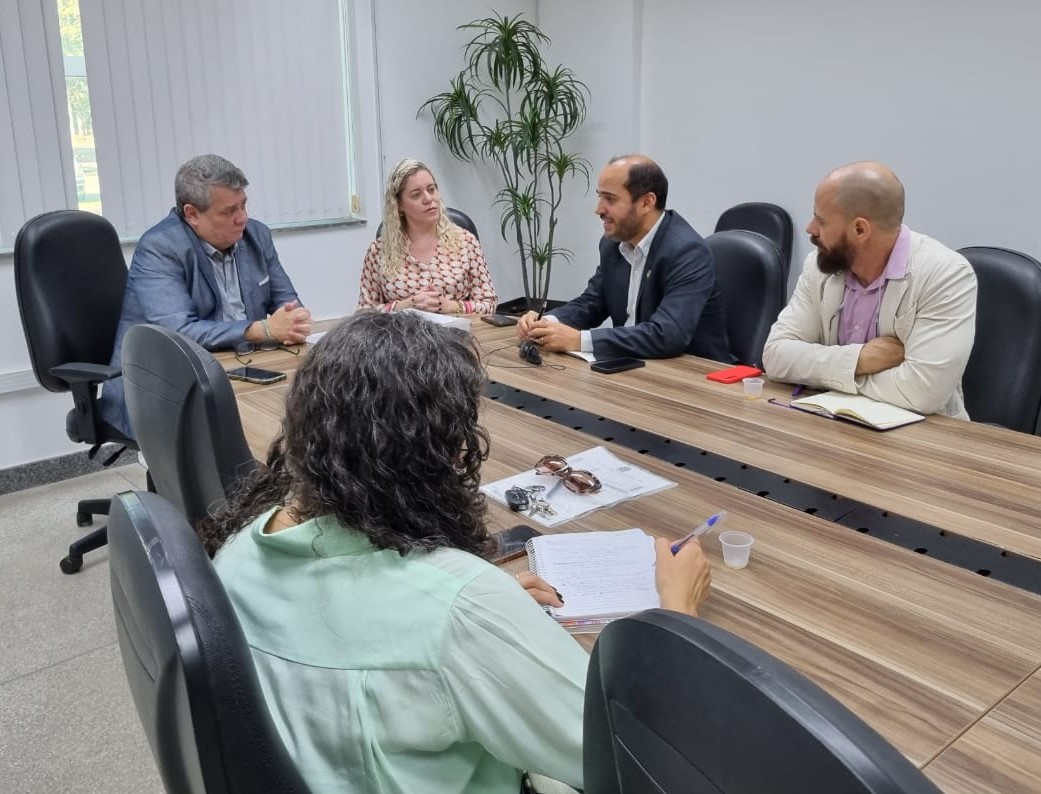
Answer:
[
  {"left": 481, "top": 313, "right": 519, "bottom": 327},
  {"left": 591, "top": 357, "right": 646, "bottom": 374},
  {"left": 226, "top": 366, "right": 287, "bottom": 385},
  {"left": 488, "top": 524, "right": 543, "bottom": 565}
]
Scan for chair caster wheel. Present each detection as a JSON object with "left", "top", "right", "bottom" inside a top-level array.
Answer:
[
  {"left": 76, "top": 511, "right": 93, "bottom": 527},
  {"left": 60, "top": 555, "right": 84, "bottom": 574}
]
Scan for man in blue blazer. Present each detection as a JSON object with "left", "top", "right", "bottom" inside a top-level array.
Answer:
[
  {"left": 517, "top": 155, "right": 732, "bottom": 362},
  {"left": 99, "top": 154, "right": 311, "bottom": 437}
]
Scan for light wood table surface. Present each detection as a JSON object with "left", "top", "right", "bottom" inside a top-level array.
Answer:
[
  {"left": 470, "top": 323, "right": 1041, "bottom": 563},
  {"left": 926, "top": 669, "right": 1041, "bottom": 794},
  {"left": 223, "top": 317, "right": 1041, "bottom": 794}
]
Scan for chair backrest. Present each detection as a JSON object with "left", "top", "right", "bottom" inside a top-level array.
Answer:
[
  {"left": 375, "top": 206, "right": 479, "bottom": 240},
  {"left": 714, "top": 202, "right": 794, "bottom": 285},
  {"left": 705, "top": 230, "right": 786, "bottom": 367},
  {"left": 958, "top": 246, "right": 1041, "bottom": 433},
  {"left": 584, "top": 610, "right": 941, "bottom": 794},
  {"left": 108, "top": 490, "right": 311, "bottom": 794},
  {"left": 121, "top": 324, "right": 259, "bottom": 528},
  {"left": 445, "top": 207, "right": 479, "bottom": 239},
  {"left": 13, "top": 209, "right": 128, "bottom": 394}
]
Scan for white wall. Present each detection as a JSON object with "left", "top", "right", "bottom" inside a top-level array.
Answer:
[
  {"left": 634, "top": 0, "right": 1041, "bottom": 291},
  {"left": 535, "top": 0, "right": 644, "bottom": 300},
  {"left": 4, "top": 0, "right": 1040, "bottom": 467}
]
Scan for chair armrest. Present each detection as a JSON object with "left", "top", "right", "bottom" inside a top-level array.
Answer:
[
  {"left": 48, "top": 362, "right": 123, "bottom": 446},
  {"left": 49, "top": 362, "right": 122, "bottom": 386}
]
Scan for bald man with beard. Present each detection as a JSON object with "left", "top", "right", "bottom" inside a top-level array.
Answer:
[{"left": 763, "top": 162, "right": 977, "bottom": 418}]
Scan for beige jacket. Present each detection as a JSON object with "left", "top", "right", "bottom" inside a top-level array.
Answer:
[{"left": 763, "top": 231, "right": 977, "bottom": 419}]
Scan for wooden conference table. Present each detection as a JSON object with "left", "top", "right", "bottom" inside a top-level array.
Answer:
[{"left": 223, "top": 319, "right": 1041, "bottom": 794}]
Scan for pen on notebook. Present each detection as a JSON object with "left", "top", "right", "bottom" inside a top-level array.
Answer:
[
  {"left": 671, "top": 511, "right": 727, "bottom": 555},
  {"left": 791, "top": 385, "right": 805, "bottom": 398}
]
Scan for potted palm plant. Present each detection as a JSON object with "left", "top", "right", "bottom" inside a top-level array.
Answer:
[{"left": 419, "top": 12, "right": 590, "bottom": 313}]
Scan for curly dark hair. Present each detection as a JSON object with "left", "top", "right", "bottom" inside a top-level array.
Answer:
[{"left": 198, "top": 311, "right": 493, "bottom": 558}]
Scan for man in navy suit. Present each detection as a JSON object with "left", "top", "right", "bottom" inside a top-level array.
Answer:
[
  {"left": 517, "top": 155, "right": 732, "bottom": 361},
  {"left": 99, "top": 154, "right": 311, "bottom": 437}
]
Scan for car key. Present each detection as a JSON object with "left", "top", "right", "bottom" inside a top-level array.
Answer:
[{"left": 505, "top": 486, "right": 531, "bottom": 512}]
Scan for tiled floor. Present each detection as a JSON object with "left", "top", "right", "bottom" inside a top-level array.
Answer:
[{"left": 0, "top": 464, "right": 164, "bottom": 793}]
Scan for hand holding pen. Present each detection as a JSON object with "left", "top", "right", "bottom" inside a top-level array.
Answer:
[
  {"left": 654, "top": 535, "right": 713, "bottom": 616},
  {"left": 671, "top": 511, "right": 727, "bottom": 555}
]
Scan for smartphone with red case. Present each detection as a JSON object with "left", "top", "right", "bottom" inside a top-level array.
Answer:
[{"left": 706, "top": 364, "right": 763, "bottom": 383}]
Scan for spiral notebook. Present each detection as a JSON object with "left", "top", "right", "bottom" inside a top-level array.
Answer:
[{"left": 525, "top": 529, "right": 659, "bottom": 633}]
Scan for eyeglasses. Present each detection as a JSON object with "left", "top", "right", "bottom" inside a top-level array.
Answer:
[
  {"left": 534, "top": 454, "right": 602, "bottom": 494},
  {"left": 234, "top": 340, "right": 300, "bottom": 365}
]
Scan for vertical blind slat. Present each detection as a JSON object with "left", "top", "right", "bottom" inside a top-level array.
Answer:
[
  {"left": 80, "top": 0, "right": 353, "bottom": 236},
  {"left": 0, "top": 0, "right": 74, "bottom": 248}
]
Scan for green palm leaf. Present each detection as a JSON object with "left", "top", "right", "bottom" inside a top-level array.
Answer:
[{"left": 418, "top": 12, "right": 589, "bottom": 310}]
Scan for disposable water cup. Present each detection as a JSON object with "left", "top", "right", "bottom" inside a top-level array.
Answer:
[
  {"left": 742, "top": 377, "right": 765, "bottom": 399},
  {"left": 719, "top": 530, "right": 755, "bottom": 569}
]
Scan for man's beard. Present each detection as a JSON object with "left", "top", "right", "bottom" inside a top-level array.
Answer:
[
  {"left": 604, "top": 208, "right": 641, "bottom": 243},
  {"left": 812, "top": 235, "right": 852, "bottom": 275}
]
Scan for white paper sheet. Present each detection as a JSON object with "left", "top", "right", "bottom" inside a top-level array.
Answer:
[{"left": 481, "top": 446, "right": 676, "bottom": 527}]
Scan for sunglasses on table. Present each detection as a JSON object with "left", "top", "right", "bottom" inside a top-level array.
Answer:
[
  {"left": 234, "top": 340, "right": 300, "bottom": 365},
  {"left": 534, "top": 454, "right": 602, "bottom": 494}
]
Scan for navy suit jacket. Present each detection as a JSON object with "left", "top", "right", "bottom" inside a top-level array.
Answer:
[
  {"left": 552, "top": 210, "right": 734, "bottom": 361},
  {"left": 99, "top": 209, "right": 301, "bottom": 437}
]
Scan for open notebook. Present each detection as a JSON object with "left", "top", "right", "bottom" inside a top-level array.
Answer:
[
  {"left": 790, "top": 391, "right": 925, "bottom": 431},
  {"left": 525, "top": 528, "right": 658, "bottom": 633}
]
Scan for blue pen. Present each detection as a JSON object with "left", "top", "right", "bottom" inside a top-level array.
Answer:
[{"left": 671, "top": 511, "right": 727, "bottom": 555}]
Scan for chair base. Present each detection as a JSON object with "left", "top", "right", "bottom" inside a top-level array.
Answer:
[
  {"left": 64, "top": 496, "right": 112, "bottom": 573},
  {"left": 76, "top": 497, "right": 111, "bottom": 527},
  {"left": 62, "top": 475, "right": 154, "bottom": 574},
  {"left": 60, "top": 526, "right": 107, "bottom": 574}
]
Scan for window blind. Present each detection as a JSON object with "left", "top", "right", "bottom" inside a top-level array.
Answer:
[
  {"left": 0, "top": 0, "right": 76, "bottom": 249},
  {"left": 79, "top": 0, "right": 355, "bottom": 239}
]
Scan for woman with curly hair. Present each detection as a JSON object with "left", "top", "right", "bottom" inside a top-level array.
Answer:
[
  {"left": 356, "top": 158, "right": 498, "bottom": 315},
  {"left": 202, "top": 311, "right": 710, "bottom": 793}
]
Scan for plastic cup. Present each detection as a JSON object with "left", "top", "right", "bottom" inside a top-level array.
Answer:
[
  {"left": 742, "top": 377, "right": 765, "bottom": 399},
  {"left": 719, "top": 530, "right": 755, "bottom": 569}
]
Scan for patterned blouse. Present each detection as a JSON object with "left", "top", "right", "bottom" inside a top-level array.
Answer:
[{"left": 357, "top": 230, "right": 498, "bottom": 314}]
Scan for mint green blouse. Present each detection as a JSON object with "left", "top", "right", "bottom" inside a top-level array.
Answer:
[{"left": 213, "top": 510, "right": 588, "bottom": 793}]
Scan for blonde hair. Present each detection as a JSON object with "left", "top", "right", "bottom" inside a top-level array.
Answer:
[{"left": 380, "top": 158, "right": 463, "bottom": 277}]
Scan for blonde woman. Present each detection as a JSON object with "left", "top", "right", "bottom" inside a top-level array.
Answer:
[{"left": 358, "top": 158, "right": 498, "bottom": 314}]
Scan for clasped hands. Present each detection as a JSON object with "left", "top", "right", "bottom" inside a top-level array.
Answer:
[
  {"left": 516, "top": 310, "right": 581, "bottom": 353},
  {"left": 515, "top": 536, "right": 712, "bottom": 617},
  {"left": 258, "top": 300, "right": 312, "bottom": 345},
  {"left": 394, "top": 289, "right": 464, "bottom": 314}
]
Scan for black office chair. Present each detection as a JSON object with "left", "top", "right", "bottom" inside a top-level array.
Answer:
[
  {"left": 121, "top": 324, "right": 259, "bottom": 529},
  {"left": 13, "top": 209, "right": 136, "bottom": 574},
  {"left": 108, "top": 490, "right": 310, "bottom": 793},
  {"left": 584, "top": 610, "right": 941, "bottom": 794},
  {"left": 957, "top": 246, "right": 1041, "bottom": 434},
  {"left": 705, "top": 230, "right": 786, "bottom": 368},
  {"left": 715, "top": 202, "right": 794, "bottom": 286},
  {"left": 375, "top": 206, "right": 479, "bottom": 239}
]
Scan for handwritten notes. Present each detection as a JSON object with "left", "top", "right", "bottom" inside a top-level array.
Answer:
[{"left": 526, "top": 529, "right": 659, "bottom": 627}]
